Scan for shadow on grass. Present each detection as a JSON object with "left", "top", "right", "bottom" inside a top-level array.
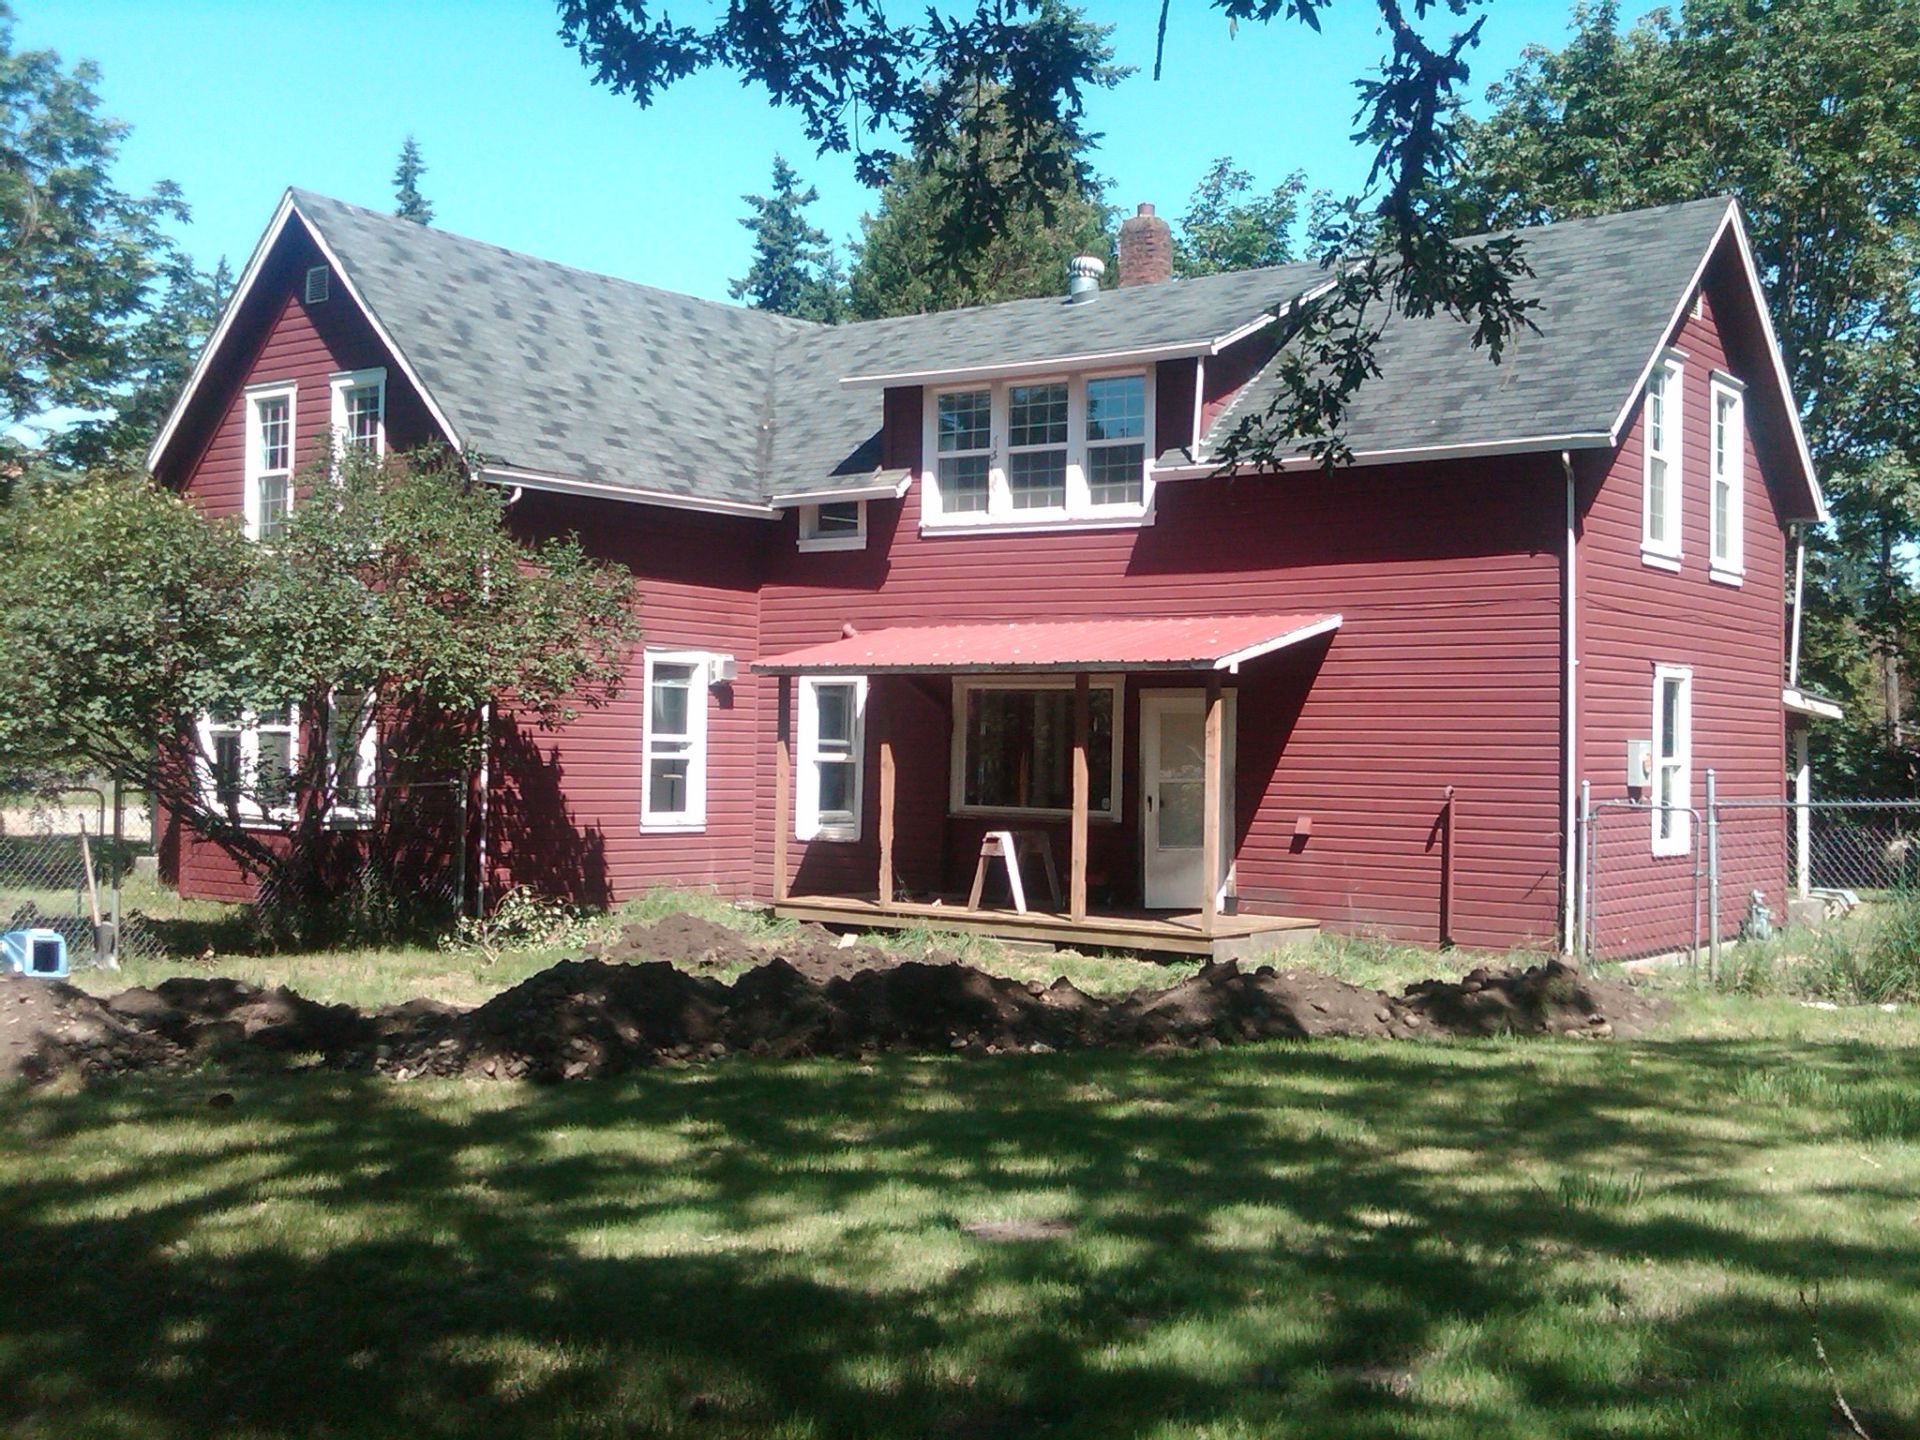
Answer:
[{"left": 1, "top": 1037, "right": 1917, "bottom": 1438}]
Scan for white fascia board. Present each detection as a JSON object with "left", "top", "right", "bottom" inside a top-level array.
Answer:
[
  {"left": 146, "top": 191, "right": 298, "bottom": 473},
  {"left": 840, "top": 340, "right": 1210, "bottom": 389},
  {"left": 769, "top": 470, "right": 913, "bottom": 508},
  {"left": 1213, "top": 615, "right": 1343, "bottom": 672},
  {"left": 477, "top": 464, "right": 780, "bottom": 518},
  {"left": 1782, "top": 686, "right": 1844, "bottom": 721},
  {"left": 1604, "top": 200, "right": 1825, "bottom": 523},
  {"left": 1150, "top": 431, "right": 1615, "bottom": 481},
  {"left": 1205, "top": 275, "right": 1336, "bottom": 355}
]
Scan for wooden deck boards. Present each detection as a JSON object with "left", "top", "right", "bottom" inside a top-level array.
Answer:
[{"left": 772, "top": 894, "right": 1320, "bottom": 960}]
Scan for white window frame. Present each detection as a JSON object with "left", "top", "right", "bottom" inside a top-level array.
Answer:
[
  {"left": 797, "top": 499, "right": 867, "bottom": 552},
  {"left": 1641, "top": 352, "right": 1684, "bottom": 569},
  {"left": 922, "top": 368, "right": 1156, "bottom": 534},
  {"left": 1650, "top": 664, "right": 1693, "bottom": 857},
  {"left": 1708, "top": 372, "right": 1746, "bottom": 584},
  {"left": 797, "top": 674, "right": 867, "bottom": 842},
  {"left": 197, "top": 705, "right": 300, "bottom": 824},
  {"left": 949, "top": 675, "right": 1125, "bottom": 821},
  {"left": 641, "top": 650, "right": 710, "bottom": 832},
  {"left": 326, "top": 690, "right": 380, "bottom": 826},
  {"left": 243, "top": 381, "right": 297, "bottom": 543},
  {"left": 330, "top": 367, "right": 387, "bottom": 463}
]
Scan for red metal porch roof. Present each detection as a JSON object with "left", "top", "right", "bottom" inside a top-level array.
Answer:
[{"left": 752, "top": 613, "right": 1342, "bottom": 676}]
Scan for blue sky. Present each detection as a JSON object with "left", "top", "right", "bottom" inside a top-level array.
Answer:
[{"left": 20, "top": 0, "right": 1581, "bottom": 303}]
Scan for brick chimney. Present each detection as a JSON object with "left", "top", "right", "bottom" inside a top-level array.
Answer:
[{"left": 1117, "top": 203, "right": 1173, "bottom": 287}]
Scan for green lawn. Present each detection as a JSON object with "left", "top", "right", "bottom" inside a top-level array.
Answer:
[{"left": 3, "top": 994, "right": 1918, "bottom": 1438}]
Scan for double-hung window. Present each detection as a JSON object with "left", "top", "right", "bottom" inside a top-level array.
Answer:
[
  {"left": 330, "top": 367, "right": 386, "bottom": 461},
  {"left": 245, "top": 383, "right": 296, "bottom": 542},
  {"left": 642, "top": 651, "right": 709, "bottom": 831},
  {"left": 950, "top": 677, "right": 1121, "bottom": 819},
  {"left": 1651, "top": 665, "right": 1692, "bottom": 857},
  {"left": 925, "top": 371, "right": 1155, "bottom": 529},
  {"left": 200, "top": 705, "right": 297, "bottom": 820},
  {"left": 1709, "top": 374, "right": 1745, "bottom": 582},
  {"left": 797, "top": 676, "right": 866, "bottom": 841},
  {"left": 1641, "top": 354, "right": 1683, "bottom": 566}
]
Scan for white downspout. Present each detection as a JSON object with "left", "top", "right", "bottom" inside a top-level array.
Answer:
[
  {"left": 1788, "top": 524, "right": 1806, "bottom": 687},
  {"left": 1562, "top": 451, "right": 1579, "bottom": 955}
]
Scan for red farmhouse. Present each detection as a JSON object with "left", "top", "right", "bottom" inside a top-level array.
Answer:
[{"left": 147, "top": 192, "right": 1827, "bottom": 958}]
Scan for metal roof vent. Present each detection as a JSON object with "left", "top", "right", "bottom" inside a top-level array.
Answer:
[{"left": 1065, "top": 254, "right": 1105, "bottom": 303}]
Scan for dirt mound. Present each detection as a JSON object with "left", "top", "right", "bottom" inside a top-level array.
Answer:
[
  {"left": 3, "top": 947, "right": 1666, "bottom": 1087},
  {"left": 1, "top": 972, "right": 182, "bottom": 1084},
  {"left": 594, "top": 913, "right": 762, "bottom": 969}
]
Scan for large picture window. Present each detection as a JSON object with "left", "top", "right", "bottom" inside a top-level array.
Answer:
[
  {"left": 950, "top": 678, "right": 1121, "bottom": 819},
  {"left": 924, "top": 371, "right": 1155, "bottom": 529},
  {"left": 798, "top": 676, "right": 866, "bottom": 841},
  {"left": 642, "top": 651, "right": 709, "bottom": 831}
]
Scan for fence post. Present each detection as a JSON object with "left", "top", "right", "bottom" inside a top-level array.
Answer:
[
  {"left": 1578, "top": 779, "right": 1592, "bottom": 968},
  {"left": 1792, "top": 729, "right": 1812, "bottom": 899},
  {"left": 1705, "top": 768, "right": 1720, "bottom": 984},
  {"left": 453, "top": 778, "right": 471, "bottom": 919}
]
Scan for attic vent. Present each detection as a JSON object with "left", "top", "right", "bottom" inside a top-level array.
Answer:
[
  {"left": 305, "top": 265, "right": 330, "bottom": 304},
  {"left": 1691, "top": 290, "right": 1705, "bottom": 321}
]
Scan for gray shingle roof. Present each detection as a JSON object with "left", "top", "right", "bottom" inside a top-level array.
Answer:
[
  {"left": 290, "top": 189, "right": 1736, "bottom": 508},
  {"left": 1200, "top": 197, "right": 1733, "bottom": 464}
]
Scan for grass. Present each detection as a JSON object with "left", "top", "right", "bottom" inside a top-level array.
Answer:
[{"left": 4, "top": 1003, "right": 1920, "bottom": 1438}]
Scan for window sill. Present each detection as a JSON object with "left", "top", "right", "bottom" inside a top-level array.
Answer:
[
  {"left": 1650, "top": 844, "right": 1692, "bottom": 860},
  {"left": 1640, "top": 547, "right": 1683, "bottom": 573},
  {"left": 1709, "top": 563, "right": 1745, "bottom": 587},
  {"left": 641, "top": 820, "right": 707, "bottom": 835},
  {"left": 797, "top": 535, "right": 867, "bottom": 553},
  {"left": 799, "top": 828, "right": 862, "bottom": 844},
  {"left": 922, "top": 508, "right": 1154, "bottom": 538}
]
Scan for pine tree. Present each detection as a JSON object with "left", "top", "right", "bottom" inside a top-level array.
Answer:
[
  {"left": 729, "top": 155, "right": 841, "bottom": 321},
  {"left": 392, "top": 136, "right": 433, "bottom": 225}
]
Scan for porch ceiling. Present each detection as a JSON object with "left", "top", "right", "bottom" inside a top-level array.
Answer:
[{"left": 752, "top": 613, "right": 1341, "bottom": 676}]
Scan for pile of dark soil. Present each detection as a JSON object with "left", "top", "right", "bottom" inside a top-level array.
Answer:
[{"left": 2, "top": 951, "right": 1663, "bottom": 1087}]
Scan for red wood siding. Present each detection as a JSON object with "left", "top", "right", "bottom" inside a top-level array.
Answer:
[
  {"left": 1578, "top": 258, "right": 1790, "bottom": 957},
  {"left": 760, "top": 453, "right": 1569, "bottom": 949},
  {"left": 486, "top": 493, "right": 766, "bottom": 904}
]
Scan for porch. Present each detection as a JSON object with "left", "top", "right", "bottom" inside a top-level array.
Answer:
[{"left": 755, "top": 613, "right": 1342, "bottom": 963}]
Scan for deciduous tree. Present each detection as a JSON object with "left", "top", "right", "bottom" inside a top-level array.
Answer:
[{"left": 1174, "top": 158, "right": 1305, "bottom": 278}]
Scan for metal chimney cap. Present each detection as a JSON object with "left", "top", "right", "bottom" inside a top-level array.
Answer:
[{"left": 1066, "top": 254, "right": 1106, "bottom": 302}]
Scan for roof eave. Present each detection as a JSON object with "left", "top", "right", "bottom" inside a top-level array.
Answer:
[
  {"left": 768, "top": 470, "right": 913, "bottom": 508},
  {"left": 1152, "top": 431, "right": 1616, "bottom": 481},
  {"left": 478, "top": 463, "right": 780, "bottom": 519}
]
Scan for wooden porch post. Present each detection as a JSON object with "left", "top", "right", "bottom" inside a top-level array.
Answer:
[
  {"left": 774, "top": 675, "right": 791, "bottom": 903},
  {"left": 1201, "top": 672, "right": 1223, "bottom": 936},
  {"left": 878, "top": 692, "right": 896, "bottom": 907},
  {"left": 1070, "top": 672, "right": 1090, "bottom": 922}
]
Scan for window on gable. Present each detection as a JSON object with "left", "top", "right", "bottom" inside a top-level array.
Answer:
[
  {"left": 330, "top": 368, "right": 386, "bottom": 461},
  {"left": 797, "top": 676, "right": 866, "bottom": 841},
  {"left": 950, "top": 678, "right": 1121, "bottom": 819},
  {"left": 245, "top": 385, "right": 296, "bottom": 543},
  {"left": 642, "top": 651, "right": 708, "bottom": 830},
  {"left": 1651, "top": 665, "right": 1692, "bottom": 857},
  {"left": 798, "top": 499, "right": 867, "bottom": 551},
  {"left": 925, "top": 371, "right": 1155, "bottom": 529},
  {"left": 1642, "top": 354, "right": 1683, "bottom": 564},
  {"left": 1709, "top": 375, "right": 1745, "bottom": 581}
]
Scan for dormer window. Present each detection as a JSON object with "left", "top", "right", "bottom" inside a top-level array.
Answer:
[{"left": 924, "top": 370, "right": 1155, "bottom": 531}]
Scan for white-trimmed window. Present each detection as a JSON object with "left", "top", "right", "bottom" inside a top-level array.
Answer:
[
  {"left": 798, "top": 500, "right": 866, "bottom": 552},
  {"left": 950, "top": 676, "right": 1122, "bottom": 820},
  {"left": 244, "top": 382, "right": 296, "bottom": 542},
  {"left": 327, "top": 691, "right": 380, "bottom": 823},
  {"left": 330, "top": 367, "right": 386, "bottom": 461},
  {"left": 1709, "top": 373, "right": 1745, "bottom": 582},
  {"left": 199, "top": 705, "right": 297, "bottom": 820},
  {"left": 924, "top": 370, "right": 1155, "bottom": 530},
  {"left": 642, "top": 651, "right": 709, "bottom": 831},
  {"left": 1641, "top": 353, "right": 1683, "bottom": 566},
  {"left": 1651, "top": 665, "right": 1693, "bottom": 857},
  {"left": 798, "top": 675, "right": 866, "bottom": 841}
]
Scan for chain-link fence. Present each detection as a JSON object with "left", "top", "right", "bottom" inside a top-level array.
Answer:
[
  {"left": 1579, "top": 779, "right": 1920, "bottom": 971},
  {"left": 0, "top": 780, "right": 165, "bottom": 966}
]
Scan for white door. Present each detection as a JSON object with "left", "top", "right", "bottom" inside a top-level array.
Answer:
[{"left": 1140, "top": 691, "right": 1235, "bottom": 911}]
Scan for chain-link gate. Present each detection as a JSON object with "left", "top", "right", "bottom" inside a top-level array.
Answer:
[{"left": 1581, "top": 798, "right": 1703, "bottom": 965}]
